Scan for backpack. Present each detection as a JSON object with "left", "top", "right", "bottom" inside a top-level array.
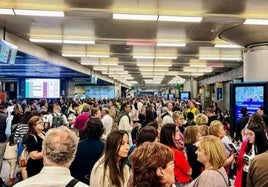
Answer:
[{"left": 52, "top": 113, "right": 64, "bottom": 128}]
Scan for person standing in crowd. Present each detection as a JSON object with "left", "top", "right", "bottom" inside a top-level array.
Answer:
[
  {"left": 194, "top": 113, "right": 208, "bottom": 126},
  {"left": 30, "top": 100, "right": 38, "bottom": 111},
  {"left": 130, "top": 142, "right": 175, "bottom": 187},
  {"left": 14, "top": 126, "right": 88, "bottom": 187},
  {"left": 108, "top": 100, "right": 118, "bottom": 130},
  {"left": 173, "top": 111, "right": 186, "bottom": 133},
  {"left": 235, "top": 106, "right": 250, "bottom": 142},
  {"left": 211, "top": 101, "right": 223, "bottom": 121},
  {"left": 141, "top": 107, "right": 155, "bottom": 128},
  {"left": 101, "top": 107, "right": 113, "bottom": 140},
  {"left": 0, "top": 103, "right": 7, "bottom": 173},
  {"left": 128, "top": 125, "right": 158, "bottom": 163},
  {"left": 186, "top": 100, "right": 199, "bottom": 118},
  {"left": 160, "top": 123, "right": 192, "bottom": 185},
  {"left": 25, "top": 116, "right": 45, "bottom": 178},
  {"left": 183, "top": 126, "right": 204, "bottom": 180},
  {"left": 49, "top": 105, "right": 68, "bottom": 128},
  {"left": 70, "top": 118, "right": 105, "bottom": 184},
  {"left": 11, "top": 103, "right": 23, "bottom": 125},
  {"left": 247, "top": 151, "right": 268, "bottom": 187},
  {"left": 90, "top": 130, "right": 130, "bottom": 187},
  {"left": 186, "top": 135, "right": 228, "bottom": 187},
  {"left": 257, "top": 106, "right": 268, "bottom": 127},
  {"left": 4, "top": 134, "right": 17, "bottom": 186},
  {"left": 118, "top": 102, "right": 134, "bottom": 146},
  {"left": 205, "top": 107, "right": 218, "bottom": 126},
  {"left": 234, "top": 123, "right": 268, "bottom": 187},
  {"left": 67, "top": 102, "right": 79, "bottom": 128},
  {"left": 73, "top": 103, "right": 90, "bottom": 131},
  {"left": 208, "top": 120, "right": 235, "bottom": 174}
]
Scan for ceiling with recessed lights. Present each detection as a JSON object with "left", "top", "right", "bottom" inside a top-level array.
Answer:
[{"left": 1, "top": 0, "right": 268, "bottom": 86}]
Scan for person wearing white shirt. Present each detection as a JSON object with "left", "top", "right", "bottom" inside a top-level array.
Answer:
[
  {"left": 101, "top": 108, "right": 113, "bottom": 140},
  {"left": 14, "top": 126, "right": 88, "bottom": 187}
]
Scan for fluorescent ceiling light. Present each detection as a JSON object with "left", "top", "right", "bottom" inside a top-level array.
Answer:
[
  {"left": 113, "top": 13, "right": 158, "bottom": 21},
  {"left": 190, "top": 63, "right": 207, "bottom": 67},
  {"left": 93, "top": 66, "right": 108, "bottom": 71},
  {"left": 155, "top": 56, "right": 177, "bottom": 60},
  {"left": 81, "top": 62, "right": 99, "bottom": 65},
  {"left": 214, "top": 44, "right": 241, "bottom": 48},
  {"left": 133, "top": 55, "right": 155, "bottom": 59},
  {"left": 179, "top": 72, "right": 204, "bottom": 76},
  {"left": 199, "top": 56, "right": 220, "bottom": 60},
  {"left": 14, "top": 9, "right": 64, "bottom": 17},
  {"left": 155, "top": 63, "right": 172, "bottom": 67},
  {"left": 166, "top": 71, "right": 178, "bottom": 76},
  {"left": 183, "top": 67, "right": 212, "bottom": 72},
  {"left": 62, "top": 54, "right": 86, "bottom": 57},
  {"left": 87, "top": 54, "right": 110, "bottom": 58},
  {"left": 137, "top": 63, "right": 154, "bottom": 67},
  {"left": 0, "top": 8, "right": 14, "bottom": 15},
  {"left": 244, "top": 19, "right": 268, "bottom": 25},
  {"left": 158, "top": 15, "right": 202, "bottom": 22},
  {"left": 30, "top": 38, "right": 62, "bottom": 43},
  {"left": 220, "top": 57, "right": 242, "bottom": 61},
  {"left": 156, "top": 42, "right": 186, "bottom": 47},
  {"left": 63, "top": 40, "right": 95, "bottom": 44},
  {"left": 200, "top": 56, "right": 241, "bottom": 61}
]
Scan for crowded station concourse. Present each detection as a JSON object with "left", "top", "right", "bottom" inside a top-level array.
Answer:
[
  {"left": 2, "top": 1, "right": 268, "bottom": 187},
  {"left": 0, "top": 95, "right": 266, "bottom": 187}
]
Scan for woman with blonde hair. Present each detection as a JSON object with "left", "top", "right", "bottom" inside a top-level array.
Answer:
[
  {"left": 187, "top": 136, "right": 228, "bottom": 187},
  {"left": 208, "top": 120, "right": 234, "bottom": 167},
  {"left": 130, "top": 142, "right": 175, "bottom": 187},
  {"left": 183, "top": 126, "right": 203, "bottom": 180},
  {"left": 194, "top": 113, "right": 208, "bottom": 126}
]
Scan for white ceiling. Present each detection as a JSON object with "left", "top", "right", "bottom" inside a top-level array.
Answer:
[{"left": 1, "top": 0, "right": 267, "bottom": 86}]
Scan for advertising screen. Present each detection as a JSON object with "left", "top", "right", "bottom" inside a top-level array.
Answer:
[
  {"left": 0, "top": 40, "right": 18, "bottom": 64},
  {"left": 180, "top": 91, "right": 191, "bottom": 101},
  {"left": 25, "top": 78, "right": 60, "bottom": 98},
  {"left": 230, "top": 82, "right": 268, "bottom": 136},
  {"left": 234, "top": 86, "right": 264, "bottom": 121}
]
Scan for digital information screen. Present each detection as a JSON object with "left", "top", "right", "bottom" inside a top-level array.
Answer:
[
  {"left": 234, "top": 86, "right": 264, "bottom": 121},
  {"left": 25, "top": 78, "right": 60, "bottom": 98}
]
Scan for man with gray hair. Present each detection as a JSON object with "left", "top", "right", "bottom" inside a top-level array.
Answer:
[{"left": 14, "top": 126, "right": 88, "bottom": 187}]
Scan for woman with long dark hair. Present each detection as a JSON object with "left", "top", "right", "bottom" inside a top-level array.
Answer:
[
  {"left": 235, "top": 123, "right": 268, "bottom": 187},
  {"left": 160, "top": 123, "right": 192, "bottom": 185},
  {"left": 90, "top": 130, "right": 130, "bottom": 187}
]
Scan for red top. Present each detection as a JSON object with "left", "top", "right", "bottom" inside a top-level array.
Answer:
[
  {"left": 169, "top": 146, "right": 191, "bottom": 183},
  {"left": 234, "top": 141, "right": 248, "bottom": 187}
]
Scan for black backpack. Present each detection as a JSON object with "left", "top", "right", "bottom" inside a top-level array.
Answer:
[{"left": 52, "top": 113, "right": 64, "bottom": 128}]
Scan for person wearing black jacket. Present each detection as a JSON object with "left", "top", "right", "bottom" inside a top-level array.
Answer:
[{"left": 235, "top": 107, "right": 250, "bottom": 142}]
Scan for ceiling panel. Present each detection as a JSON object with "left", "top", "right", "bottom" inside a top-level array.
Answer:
[{"left": 1, "top": 0, "right": 267, "bottom": 86}]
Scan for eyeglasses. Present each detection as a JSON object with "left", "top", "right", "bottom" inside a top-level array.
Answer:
[{"left": 36, "top": 121, "right": 44, "bottom": 124}]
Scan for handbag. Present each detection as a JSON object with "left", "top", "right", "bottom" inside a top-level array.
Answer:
[{"left": 19, "top": 148, "right": 29, "bottom": 167}]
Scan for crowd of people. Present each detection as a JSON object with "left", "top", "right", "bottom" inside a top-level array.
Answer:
[{"left": 0, "top": 95, "right": 267, "bottom": 187}]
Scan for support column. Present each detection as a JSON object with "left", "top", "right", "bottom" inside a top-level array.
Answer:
[{"left": 244, "top": 45, "right": 268, "bottom": 81}]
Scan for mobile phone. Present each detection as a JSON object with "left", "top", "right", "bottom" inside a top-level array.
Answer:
[{"left": 229, "top": 144, "right": 238, "bottom": 153}]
